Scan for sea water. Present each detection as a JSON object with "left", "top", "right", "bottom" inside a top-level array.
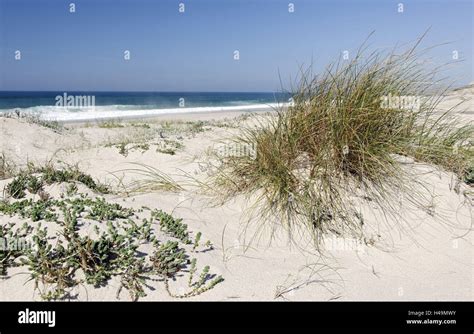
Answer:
[{"left": 0, "top": 91, "right": 289, "bottom": 121}]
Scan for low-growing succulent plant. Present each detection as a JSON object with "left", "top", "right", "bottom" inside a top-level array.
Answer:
[
  {"left": 150, "top": 241, "right": 187, "bottom": 277},
  {"left": 165, "top": 262, "right": 224, "bottom": 298},
  {"left": 192, "top": 232, "right": 202, "bottom": 252},
  {"left": 0, "top": 223, "right": 32, "bottom": 276},
  {"left": 152, "top": 209, "right": 190, "bottom": 243},
  {"left": 0, "top": 189, "right": 222, "bottom": 301}
]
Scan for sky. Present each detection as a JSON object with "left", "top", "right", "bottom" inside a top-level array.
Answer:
[{"left": 0, "top": 0, "right": 472, "bottom": 92}]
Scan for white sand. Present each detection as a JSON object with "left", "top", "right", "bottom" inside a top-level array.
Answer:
[{"left": 0, "top": 94, "right": 472, "bottom": 301}]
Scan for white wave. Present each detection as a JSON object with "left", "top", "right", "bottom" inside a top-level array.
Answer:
[{"left": 1, "top": 103, "right": 285, "bottom": 122}]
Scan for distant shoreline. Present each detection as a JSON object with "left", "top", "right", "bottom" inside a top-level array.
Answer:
[
  {"left": 1, "top": 104, "right": 281, "bottom": 125},
  {"left": 61, "top": 105, "right": 278, "bottom": 125}
]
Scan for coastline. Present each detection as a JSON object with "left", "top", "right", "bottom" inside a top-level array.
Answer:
[
  {"left": 59, "top": 104, "right": 279, "bottom": 125},
  {"left": 0, "top": 103, "right": 281, "bottom": 125}
]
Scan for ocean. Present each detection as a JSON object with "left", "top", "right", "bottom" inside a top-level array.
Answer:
[{"left": 0, "top": 91, "right": 289, "bottom": 121}]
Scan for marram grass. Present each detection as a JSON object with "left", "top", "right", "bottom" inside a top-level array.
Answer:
[{"left": 208, "top": 37, "right": 473, "bottom": 247}]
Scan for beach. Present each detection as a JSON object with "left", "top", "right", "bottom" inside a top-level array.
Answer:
[{"left": 0, "top": 90, "right": 472, "bottom": 301}]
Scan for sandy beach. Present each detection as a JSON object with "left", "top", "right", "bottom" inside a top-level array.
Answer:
[{"left": 0, "top": 90, "right": 472, "bottom": 301}]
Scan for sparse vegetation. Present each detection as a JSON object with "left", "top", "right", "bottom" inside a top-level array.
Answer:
[
  {"left": 118, "top": 163, "right": 183, "bottom": 193},
  {"left": 0, "top": 176, "right": 222, "bottom": 300},
  {"left": 5, "top": 175, "right": 28, "bottom": 199},
  {"left": 3, "top": 165, "right": 109, "bottom": 199},
  {"left": 113, "top": 142, "right": 151, "bottom": 157},
  {"left": 1, "top": 111, "right": 64, "bottom": 132},
  {"left": 0, "top": 153, "right": 16, "bottom": 180},
  {"left": 97, "top": 119, "right": 124, "bottom": 129},
  {"left": 36, "top": 165, "right": 110, "bottom": 194},
  {"left": 155, "top": 139, "right": 183, "bottom": 155},
  {"left": 153, "top": 209, "right": 191, "bottom": 244}
]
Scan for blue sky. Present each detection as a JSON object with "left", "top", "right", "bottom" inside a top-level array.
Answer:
[{"left": 0, "top": 0, "right": 472, "bottom": 91}]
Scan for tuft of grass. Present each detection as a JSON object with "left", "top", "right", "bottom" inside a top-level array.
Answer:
[
  {"left": 118, "top": 163, "right": 183, "bottom": 193},
  {"left": 165, "top": 263, "right": 224, "bottom": 298},
  {"left": 65, "top": 183, "right": 78, "bottom": 197},
  {"left": 208, "top": 36, "right": 473, "bottom": 246},
  {"left": 27, "top": 175, "right": 43, "bottom": 194},
  {"left": 0, "top": 153, "right": 16, "bottom": 180},
  {"left": 113, "top": 142, "right": 151, "bottom": 157},
  {"left": 131, "top": 122, "right": 151, "bottom": 129},
  {"left": 5, "top": 173, "right": 44, "bottom": 199},
  {"left": 155, "top": 140, "right": 183, "bottom": 155},
  {"left": 97, "top": 119, "right": 124, "bottom": 129},
  {"left": 5, "top": 176, "right": 28, "bottom": 199}
]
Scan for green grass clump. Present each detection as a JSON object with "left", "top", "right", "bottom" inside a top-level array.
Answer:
[
  {"left": 5, "top": 176, "right": 28, "bottom": 199},
  {"left": 209, "top": 36, "right": 473, "bottom": 245},
  {"left": 0, "top": 153, "right": 16, "bottom": 180},
  {"left": 5, "top": 174, "right": 44, "bottom": 199},
  {"left": 26, "top": 175, "right": 43, "bottom": 194},
  {"left": 166, "top": 262, "right": 224, "bottom": 298},
  {"left": 111, "top": 142, "right": 151, "bottom": 157}
]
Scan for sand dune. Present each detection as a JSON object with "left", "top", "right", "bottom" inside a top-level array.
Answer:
[{"left": 0, "top": 93, "right": 472, "bottom": 301}]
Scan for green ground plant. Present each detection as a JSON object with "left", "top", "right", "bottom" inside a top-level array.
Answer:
[
  {"left": 152, "top": 209, "right": 191, "bottom": 244},
  {"left": 3, "top": 165, "right": 109, "bottom": 199},
  {"left": 0, "top": 184, "right": 222, "bottom": 300}
]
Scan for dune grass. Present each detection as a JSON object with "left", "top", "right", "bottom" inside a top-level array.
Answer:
[
  {"left": 116, "top": 163, "right": 183, "bottom": 194},
  {"left": 0, "top": 153, "right": 16, "bottom": 180},
  {"left": 208, "top": 37, "right": 473, "bottom": 246}
]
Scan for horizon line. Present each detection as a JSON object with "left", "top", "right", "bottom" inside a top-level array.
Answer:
[{"left": 0, "top": 90, "right": 287, "bottom": 94}]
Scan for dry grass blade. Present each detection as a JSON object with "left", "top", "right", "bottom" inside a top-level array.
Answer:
[{"left": 116, "top": 162, "right": 183, "bottom": 193}]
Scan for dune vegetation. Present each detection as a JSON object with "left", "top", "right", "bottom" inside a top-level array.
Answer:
[{"left": 209, "top": 37, "right": 473, "bottom": 246}]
